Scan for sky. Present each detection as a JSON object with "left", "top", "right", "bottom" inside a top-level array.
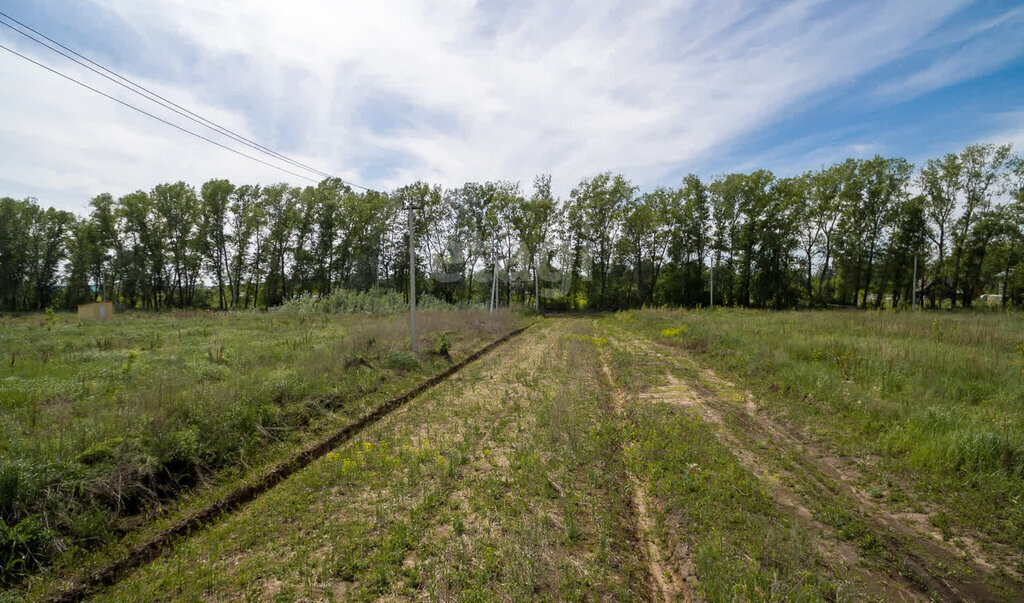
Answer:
[{"left": 1, "top": 0, "right": 1023, "bottom": 213}]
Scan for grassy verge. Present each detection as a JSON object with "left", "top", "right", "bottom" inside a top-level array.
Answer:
[
  {"left": 0, "top": 308, "right": 518, "bottom": 587},
  {"left": 623, "top": 308, "right": 1024, "bottom": 583}
]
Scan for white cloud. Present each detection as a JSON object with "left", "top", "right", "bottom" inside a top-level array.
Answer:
[
  {"left": 982, "top": 112, "right": 1024, "bottom": 158},
  {"left": 0, "top": 0, "right": 983, "bottom": 211},
  {"left": 872, "top": 6, "right": 1024, "bottom": 101},
  {"left": 0, "top": 37, "right": 331, "bottom": 212}
]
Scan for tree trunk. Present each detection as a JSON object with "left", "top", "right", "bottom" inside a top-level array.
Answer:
[
  {"left": 680, "top": 257, "right": 688, "bottom": 306},
  {"left": 951, "top": 246, "right": 964, "bottom": 308},
  {"left": 743, "top": 245, "right": 753, "bottom": 307},
  {"left": 805, "top": 249, "right": 813, "bottom": 306},
  {"left": 817, "top": 235, "right": 832, "bottom": 300},
  {"left": 932, "top": 233, "right": 945, "bottom": 309},
  {"left": 852, "top": 254, "right": 863, "bottom": 307},
  {"left": 864, "top": 241, "right": 877, "bottom": 310},
  {"left": 635, "top": 251, "right": 643, "bottom": 308},
  {"left": 648, "top": 261, "right": 661, "bottom": 306},
  {"left": 217, "top": 262, "right": 225, "bottom": 310}
]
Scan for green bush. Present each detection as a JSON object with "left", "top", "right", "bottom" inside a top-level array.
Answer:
[
  {"left": 279, "top": 289, "right": 460, "bottom": 316},
  {"left": 433, "top": 332, "right": 452, "bottom": 357},
  {"left": 76, "top": 437, "right": 128, "bottom": 466}
]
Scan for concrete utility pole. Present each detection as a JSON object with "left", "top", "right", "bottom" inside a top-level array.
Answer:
[
  {"left": 407, "top": 204, "right": 420, "bottom": 353},
  {"left": 489, "top": 235, "right": 498, "bottom": 314},
  {"left": 534, "top": 262, "right": 540, "bottom": 312},
  {"left": 912, "top": 253, "right": 918, "bottom": 309},
  {"left": 710, "top": 261, "right": 714, "bottom": 307}
]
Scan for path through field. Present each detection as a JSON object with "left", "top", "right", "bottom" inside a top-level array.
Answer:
[
  {"left": 600, "top": 315, "right": 1021, "bottom": 602},
  {"left": 96, "top": 319, "right": 647, "bottom": 600},
  {"left": 82, "top": 316, "right": 1019, "bottom": 601}
]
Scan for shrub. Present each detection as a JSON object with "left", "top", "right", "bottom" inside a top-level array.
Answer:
[
  {"left": 279, "top": 289, "right": 457, "bottom": 316},
  {"left": 433, "top": 332, "right": 452, "bottom": 358}
]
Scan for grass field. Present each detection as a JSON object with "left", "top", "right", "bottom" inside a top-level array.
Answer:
[
  {"left": 627, "top": 310, "right": 1024, "bottom": 557},
  {"left": 3, "top": 308, "right": 1023, "bottom": 600},
  {"left": 0, "top": 308, "right": 518, "bottom": 587}
]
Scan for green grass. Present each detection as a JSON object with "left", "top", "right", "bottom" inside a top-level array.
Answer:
[
  {"left": 86, "top": 319, "right": 649, "bottom": 601},
  {"left": 626, "top": 409, "right": 838, "bottom": 600},
  {"left": 602, "top": 322, "right": 850, "bottom": 601},
  {"left": 7, "top": 308, "right": 1023, "bottom": 598},
  {"left": 625, "top": 308, "right": 1024, "bottom": 572},
  {"left": 0, "top": 308, "right": 518, "bottom": 585}
]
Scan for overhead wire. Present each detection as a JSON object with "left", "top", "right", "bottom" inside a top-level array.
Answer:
[
  {"left": 0, "top": 41, "right": 322, "bottom": 183},
  {"left": 0, "top": 11, "right": 334, "bottom": 181},
  {"left": 0, "top": 11, "right": 374, "bottom": 191}
]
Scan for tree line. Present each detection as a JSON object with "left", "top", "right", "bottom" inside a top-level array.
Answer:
[{"left": 1, "top": 143, "right": 1022, "bottom": 313}]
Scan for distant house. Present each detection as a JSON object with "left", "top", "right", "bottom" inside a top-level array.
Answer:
[{"left": 78, "top": 301, "right": 114, "bottom": 321}]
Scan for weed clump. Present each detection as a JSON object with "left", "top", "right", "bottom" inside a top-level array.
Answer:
[
  {"left": 0, "top": 517, "right": 55, "bottom": 583},
  {"left": 432, "top": 332, "right": 452, "bottom": 360},
  {"left": 384, "top": 350, "right": 420, "bottom": 372}
]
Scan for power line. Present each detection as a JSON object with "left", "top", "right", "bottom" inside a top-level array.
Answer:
[
  {"left": 0, "top": 11, "right": 335, "bottom": 182},
  {"left": 0, "top": 41, "right": 322, "bottom": 183},
  {"left": 0, "top": 11, "right": 374, "bottom": 192}
]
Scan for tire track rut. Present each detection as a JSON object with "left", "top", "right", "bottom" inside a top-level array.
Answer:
[
  {"left": 598, "top": 348, "right": 697, "bottom": 602},
  {"left": 609, "top": 324, "right": 1019, "bottom": 602}
]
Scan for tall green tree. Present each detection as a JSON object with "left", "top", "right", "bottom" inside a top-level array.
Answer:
[
  {"left": 200, "top": 179, "right": 235, "bottom": 309},
  {"left": 880, "top": 195, "right": 929, "bottom": 307},
  {"left": 152, "top": 182, "right": 202, "bottom": 307},
  {"left": 809, "top": 163, "right": 847, "bottom": 303},
  {"left": 751, "top": 173, "right": 797, "bottom": 308},
  {"left": 509, "top": 175, "right": 558, "bottom": 310},
  {"left": 674, "top": 174, "right": 710, "bottom": 306},
  {"left": 226, "top": 184, "right": 260, "bottom": 309},
  {"left": 790, "top": 173, "right": 821, "bottom": 305},
  {"left": 63, "top": 217, "right": 99, "bottom": 308},
  {"left": 30, "top": 206, "right": 75, "bottom": 309},
  {"left": 86, "top": 193, "right": 118, "bottom": 302},
  {"left": 0, "top": 198, "right": 34, "bottom": 310},
  {"left": 861, "top": 156, "right": 913, "bottom": 308},
  {"left": 919, "top": 153, "right": 960, "bottom": 307},
  {"left": 620, "top": 188, "right": 671, "bottom": 306},
  {"left": 568, "top": 173, "right": 635, "bottom": 308},
  {"left": 735, "top": 170, "right": 775, "bottom": 307},
  {"left": 709, "top": 174, "right": 744, "bottom": 305},
  {"left": 951, "top": 143, "right": 1012, "bottom": 307},
  {"left": 261, "top": 184, "right": 298, "bottom": 306},
  {"left": 115, "top": 191, "right": 156, "bottom": 307}
]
